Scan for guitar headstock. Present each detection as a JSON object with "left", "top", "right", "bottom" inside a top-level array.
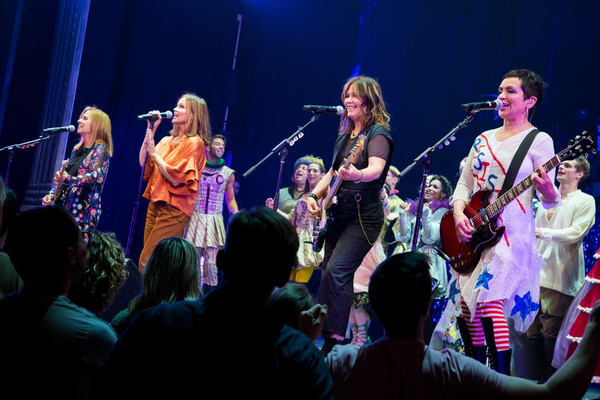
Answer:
[{"left": 558, "top": 131, "right": 597, "bottom": 162}]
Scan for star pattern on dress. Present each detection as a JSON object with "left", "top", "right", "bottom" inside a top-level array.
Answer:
[
  {"left": 510, "top": 291, "right": 539, "bottom": 321},
  {"left": 474, "top": 267, "right": 493, "bottom": 290},
  {"left": 448, "top": 280, "right": 460, "bottom": 304}
]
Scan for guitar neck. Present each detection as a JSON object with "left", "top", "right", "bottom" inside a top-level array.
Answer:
[{"left": 482, "top": 154, "right": 560, "bottom": 221}]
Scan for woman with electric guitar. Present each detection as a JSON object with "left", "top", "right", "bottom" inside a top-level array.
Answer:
[
  {"left": 306, "top": 76, "right": 394, "bottom": 355},
  {"left": 444, "top": 69, "right": 560, "bottom": 374},
  {"left": 42, "top": 106, "right": 112, "bottom": 232}
]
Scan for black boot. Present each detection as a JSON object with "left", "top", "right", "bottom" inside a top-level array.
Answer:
[
  {"left": 488, "top": 349, "right": 512, "bottom": 375},
  {"left": 457, "top": 317, "right": 487, "bottom": 365},
  {"left": 481, "top": 317, "right": 511, "bottom": 375}
]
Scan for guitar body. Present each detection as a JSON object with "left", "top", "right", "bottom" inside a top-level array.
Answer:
[
  {"left": 53, "top": 160, "right": 69, "bottom": 206},
  {"left": 313, "top": 209, "right": 331, "bottom": 253},
  {"left": 439, "top": 131, "right": 596, "bottom": 274},
  {"left": 439, "top": 190, "right": 505, "bottom": 274},
  {"left": 312, "top": 136, "right": 365, "bottom": 252}
]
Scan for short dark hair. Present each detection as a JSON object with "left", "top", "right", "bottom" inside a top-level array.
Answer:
[
  {"left": 211, "top": 134, "right": 226, "bottom": 145},
  {"left": 268, "top": 282, "right": 315, "bottom": 329},
  {"left": 502, "top": 69, "right": 548, "bottom": 118},
  {"left": 5, "top": 206, "right": 79, "bottom": 283},
  {"left": 224, "top": 207, "right": 299, "bottom": 288},
  {"left": 369, "top": 252, "right": 432, "bottom": 333},
  {"left": 573, "top": 156, "right": 591, "bottom": 182}
]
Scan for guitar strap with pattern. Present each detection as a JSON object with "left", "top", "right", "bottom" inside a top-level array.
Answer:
[{"left": 498, "top": 129, "right": 540, "bottom": 198}]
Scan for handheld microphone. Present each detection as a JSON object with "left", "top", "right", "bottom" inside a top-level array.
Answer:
[
  {"left": 43, "top": 125, "right": 76, "bottom": 134},
  {"left": 303, "top": 105, "right": 344, "bottom": 115},
  {"left": 137, "top": 111, "right": 173, "bottom": 120},
  {"left": 461, "top": 98, "right": 505, "bottom": 113}
]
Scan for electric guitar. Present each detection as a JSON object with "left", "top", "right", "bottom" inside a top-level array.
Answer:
[
  {"left": 53, "top": 160, "right": 69, "bottom": 206},
  {"left": 312, "top": 135, "right": 365, "bottom": 252},
  {"left": 439, "top": 132, "right": 596, "bottom": 274}
]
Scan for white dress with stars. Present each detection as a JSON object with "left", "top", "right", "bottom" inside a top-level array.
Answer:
[{"left": 448, "top": 127, "right": 560, "bottom": 333}]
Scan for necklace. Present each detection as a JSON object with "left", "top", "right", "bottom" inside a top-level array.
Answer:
[{"left": 171, "top": 135, "right": 186, "bottom": 149}]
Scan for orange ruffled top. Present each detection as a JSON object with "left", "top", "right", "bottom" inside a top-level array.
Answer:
[{"left": 143, "top": 134, "right": 206, "bottom": 217}]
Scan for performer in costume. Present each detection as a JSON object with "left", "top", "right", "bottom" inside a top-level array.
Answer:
[
  {"left": 42, "top": 106, "right": 112, "bottom": 232},
  {"left": 307, "top": 76, "right": 394, "bottom": 355},
  {"left": 291, "top": 156, "right": 326, "bottom": 283},
  {"left": 450, "top": 69, "right": 560, "bottom": 374},
  {"left": 185, "top": 134, "right": 238, "bottom": 294},
  {"left": 265, "top": 156, "right": 312, "bottom": 215},
  {"left": 138, "top": 93, "right": 209, "bottom": 271},
  {"left": 526, "top": 157, "right": 595, "bottom": 382}
]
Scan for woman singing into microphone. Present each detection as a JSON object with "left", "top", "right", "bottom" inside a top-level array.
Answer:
[
  {"left": 138, "top": 93, "right": 209, "bottom": 271},
  {"left": 307, "top": 76, "right": 394, "bottom": 355},
  {"left": 42, "top": 106, "right": 112, "bottom": 232}
]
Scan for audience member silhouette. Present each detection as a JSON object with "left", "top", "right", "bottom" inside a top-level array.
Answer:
[
  {"left": 268, "top": 282, "right": 315, "bottom": 330},
  {"left": 325, "top": 252, "right": 600, "bottom": 400},
  {"left": 96, "top": 207, "right": 333, "bottom": 399},
  {"left": 110, "top": 236, "right": 201, "bottom": 334},
  {"left": 0, "top": 206, "right": 117, "bottom": 399},
  {"left": 69, "top": 231, "right": 128, "bottom": 315},
  {"left": 0, "top": 180, "right": 22, "bottom": 298}
]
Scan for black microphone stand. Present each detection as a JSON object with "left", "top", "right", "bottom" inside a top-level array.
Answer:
[
  {"left": 243, "top": 114, "right": 320, "bottom": 210},
  {"left": 0, "top": 133, "right": 57, "bottom": 186},
  {"left": 399, "top": 114, "right": 474, "bottom": 252},
  {"left": 125, "top": 120, "right": 154, "bottom": 258}
]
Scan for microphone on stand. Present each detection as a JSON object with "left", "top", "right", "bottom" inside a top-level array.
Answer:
[
  {"left": 137, "top": 111, "right": 174, "bottom": 120},
  {"left": 461, "top": 98, "right": 505, "bottom": 113},
  {"left": 303, "top": 105, "right": 345, "bottom": 115},
  {"left": 43, "top": 125, "right": 76, "bottom": 134}
]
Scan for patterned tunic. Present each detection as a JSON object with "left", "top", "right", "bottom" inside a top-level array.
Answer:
[
  {"left": 450, "top": 127, "right": 560, "bottom": 332},
  {"left": 48, "top": 143, "right": 110, "bottom": 231},
  {"left": 291, "top": 197, "right": 324, "bottom": 270},
  {"left": 185, "top": 163, "right": 234, "bottom": 249}
]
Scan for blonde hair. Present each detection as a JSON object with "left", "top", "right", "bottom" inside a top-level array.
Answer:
[
  {"left": 171, "top": 93, "right": 212, "bottom": 147},
  {"left": 74, "top": 106, "right": 113, "bottom": 156},
  {"left": 307, "top": 155, "right": 326, "bottom": 174},
  {"left": 339, "top": 76, "right": 390, "bottom": 136}
]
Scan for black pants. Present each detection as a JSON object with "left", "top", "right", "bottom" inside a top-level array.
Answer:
[{"left": 316, "top": 201, "right": 383, "bottom": 337}]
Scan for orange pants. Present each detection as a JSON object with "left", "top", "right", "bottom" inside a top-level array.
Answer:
[{"left": 139, "top": 201, "right": 190, "bottom": 272}]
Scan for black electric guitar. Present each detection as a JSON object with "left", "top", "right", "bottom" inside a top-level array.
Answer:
[
  {"left": 439, "top": 132, "right": 596, "bottom": 274},
  {"left": 312, "top": 135, "right": 365, "bottom": 252},
  {"left": 53, "top": 160, "right": 69, "bottom": 206}
]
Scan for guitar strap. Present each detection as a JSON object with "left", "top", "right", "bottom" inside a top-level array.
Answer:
[{"left": 498, "top": 129, "right": 540, "bottom": 197}]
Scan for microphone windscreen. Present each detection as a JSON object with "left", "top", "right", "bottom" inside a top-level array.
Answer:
[{"left": 164, "top": 111, "right": 173, "bottom": 119}]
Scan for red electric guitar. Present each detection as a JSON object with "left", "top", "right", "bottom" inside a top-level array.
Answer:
[{"left": 439, "top": 132, "right": 596, "bottom": 274}]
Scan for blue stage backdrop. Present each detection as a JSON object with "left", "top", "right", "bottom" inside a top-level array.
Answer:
[{"left": 0, "top": 0, "right": 599, "bottom": 265}]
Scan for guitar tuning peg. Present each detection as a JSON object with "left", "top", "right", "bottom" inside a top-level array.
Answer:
[
  {"left": 444, "top": 139, "right": 450, "bottom": 146},
  {"left": 568, "top": 139, "right": 574, "bottom": 144},
  {"left": 575, "top": 135, "right": 581, "bottom": 140}
]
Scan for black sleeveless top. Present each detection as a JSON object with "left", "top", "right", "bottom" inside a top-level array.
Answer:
[{"left": 332, "top": 124, "right": 394, "bottom": 192}]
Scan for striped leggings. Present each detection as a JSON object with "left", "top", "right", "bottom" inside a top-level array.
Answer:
[{"left": 461, "top": 299, "right": 510, "bottom": 351}]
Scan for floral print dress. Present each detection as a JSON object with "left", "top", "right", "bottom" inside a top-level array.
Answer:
[{"left": 48, "top": 143, "right": 110, "bottom": 231}]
